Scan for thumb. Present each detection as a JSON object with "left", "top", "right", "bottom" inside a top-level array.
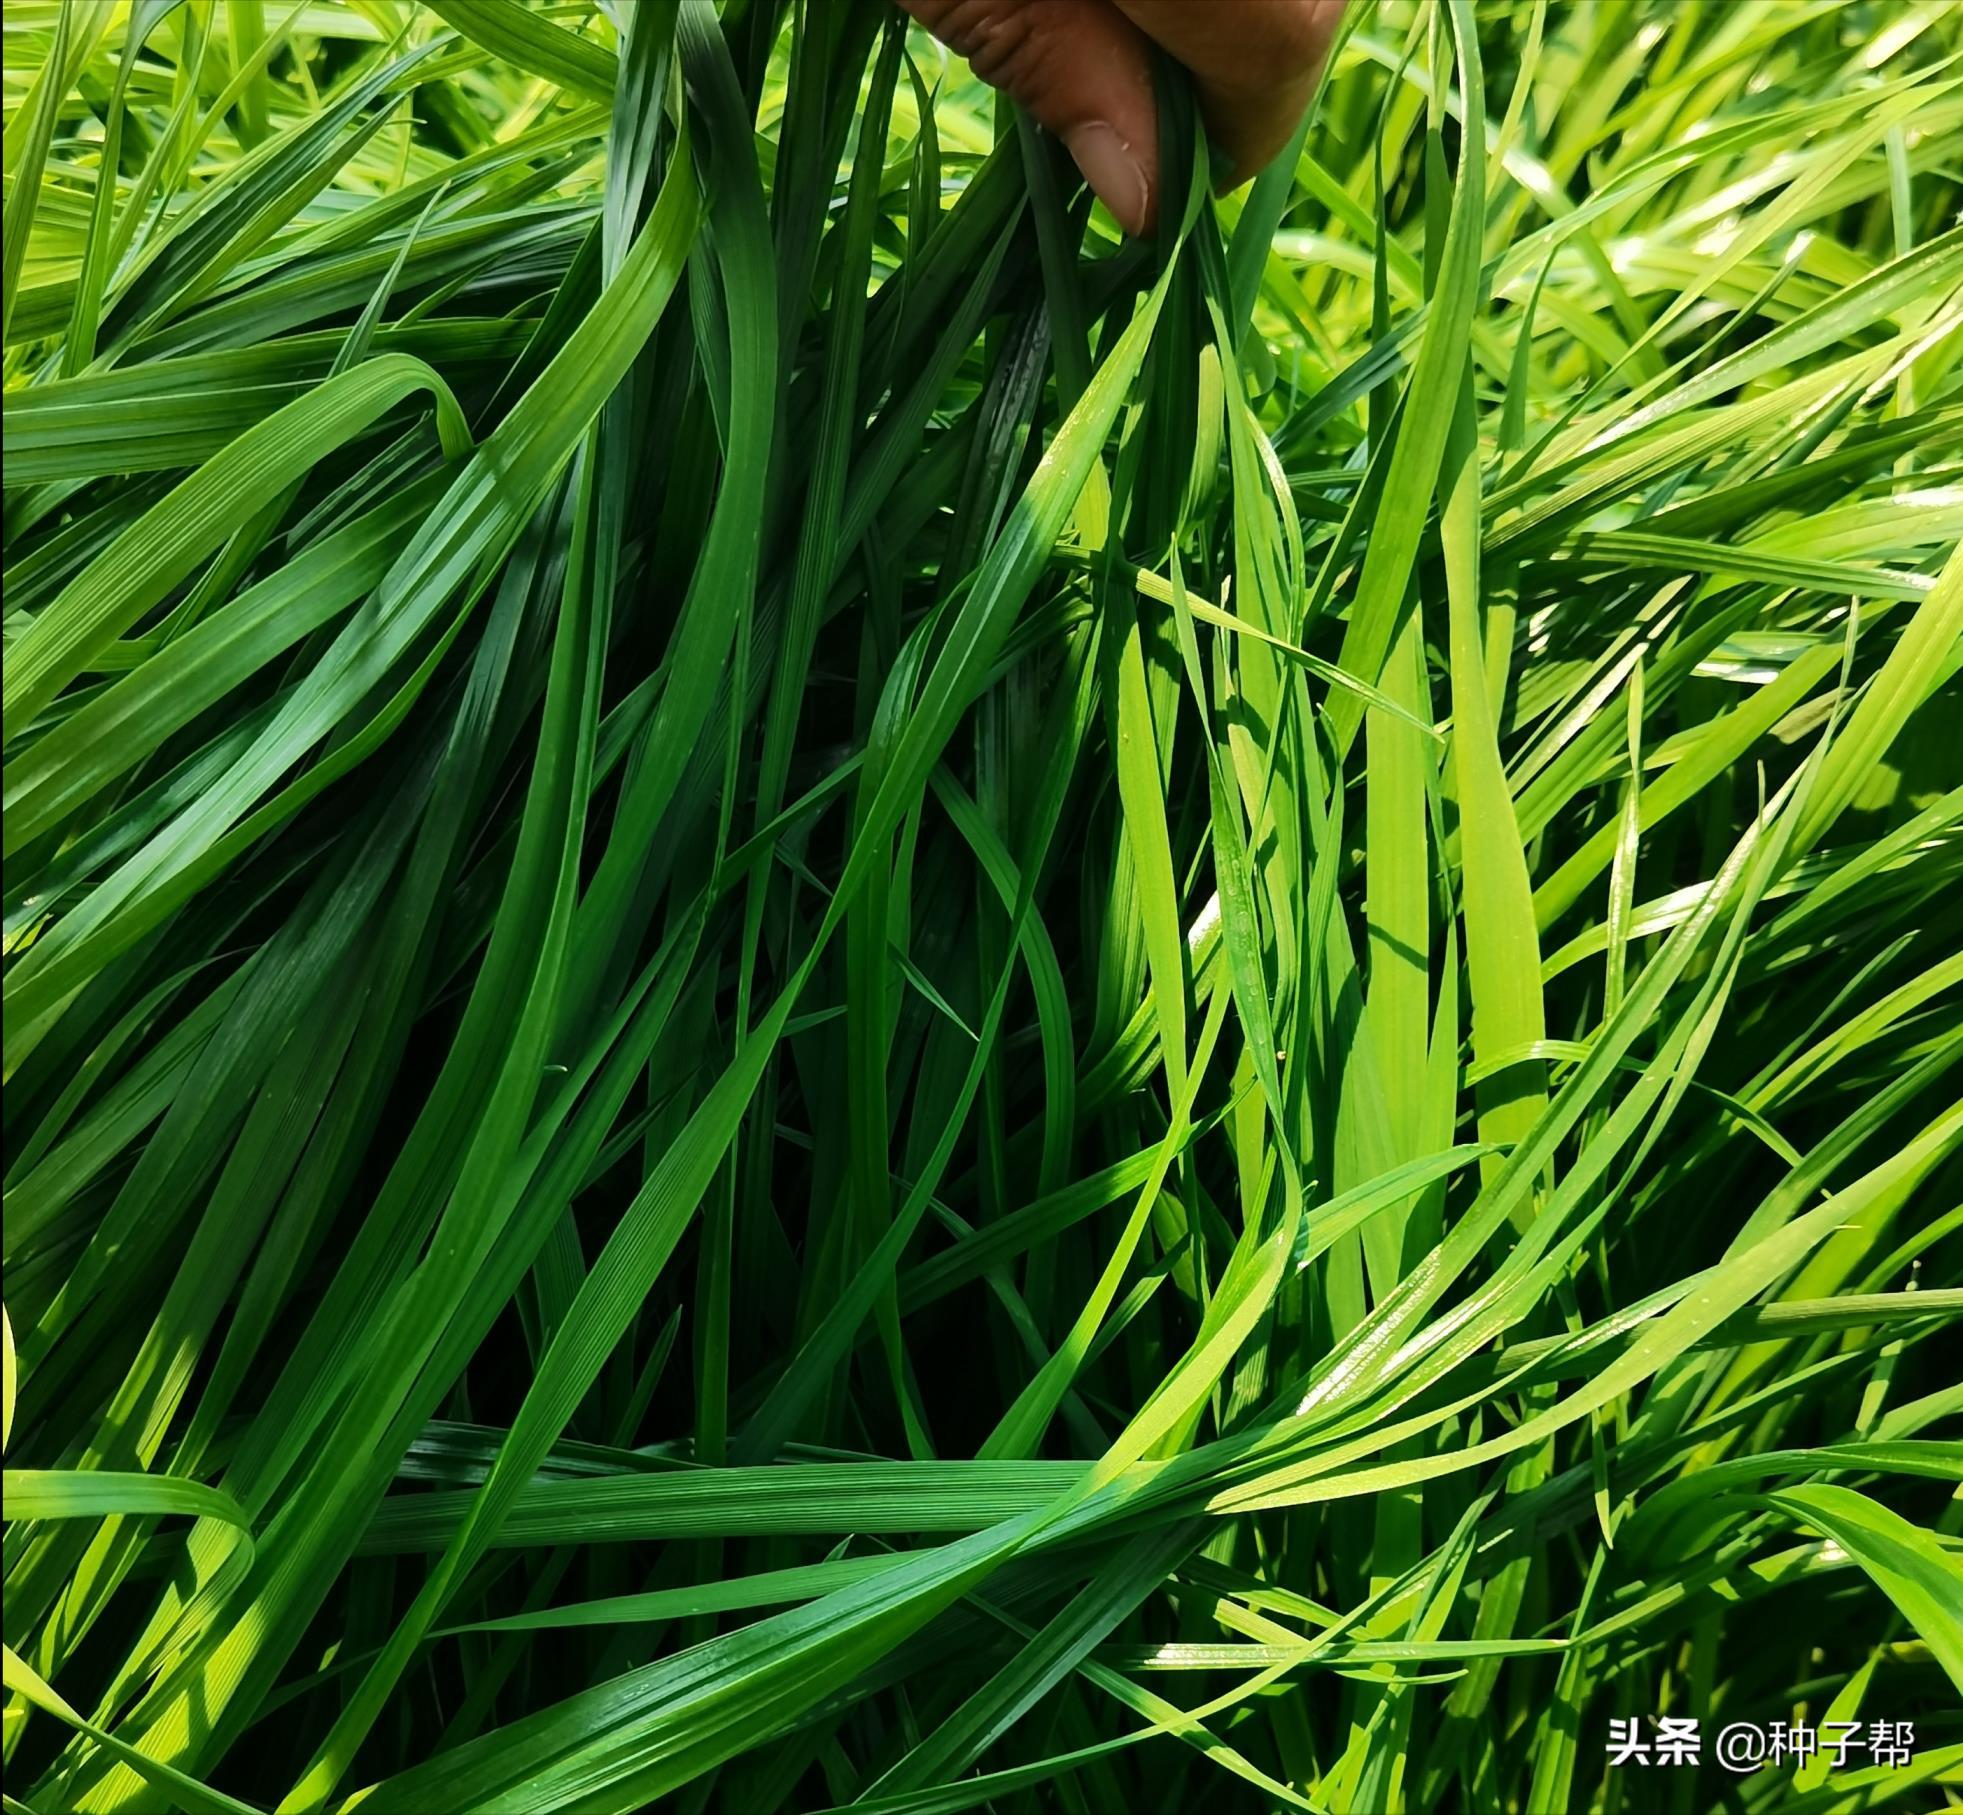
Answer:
[{"left": 898, "top": 0, "right": 1160, "bottom": 234}]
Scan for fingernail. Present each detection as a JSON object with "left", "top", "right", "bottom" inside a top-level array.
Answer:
[{"left": 1064, "top": 121, "right": 1150, "bottom": 236}]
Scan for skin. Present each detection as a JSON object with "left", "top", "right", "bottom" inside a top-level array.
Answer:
[{"left": 897, "top": 0, "right": 1347, "bottom": 234}]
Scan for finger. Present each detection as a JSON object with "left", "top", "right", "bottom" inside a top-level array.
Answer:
[
  {"left": 1114, "top": 0, "right": 1343, "bottom": 185},
  {"left": 899, "top": 0, "right": 1159, "bottom": 234}
]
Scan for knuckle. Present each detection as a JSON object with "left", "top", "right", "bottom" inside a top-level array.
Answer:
[
  {"left": 899, "top": 0, "right": 983, "bottom": 59},
  {"left": 909, "top": 0, "right": 1076, "bottom": 114},
  {"left": 965, "top": 5, "right": 1039, "bottom": 88},
  {"left": 908, "top": 0, "right": 1013, "bottom": 70}
]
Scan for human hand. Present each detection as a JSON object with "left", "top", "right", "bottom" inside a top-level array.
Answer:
[{"left": 897, "top": 0, "right": 1345, "bottom": 235}]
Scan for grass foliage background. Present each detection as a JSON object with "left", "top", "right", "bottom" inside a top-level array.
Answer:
[{"left": 3, "top": 0, "right": 1961, "bottom": 1809}]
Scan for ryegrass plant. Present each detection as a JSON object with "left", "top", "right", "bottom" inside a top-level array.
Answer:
[{"left": 4, "top": 1, "right": 1961, "bottom": 1810}]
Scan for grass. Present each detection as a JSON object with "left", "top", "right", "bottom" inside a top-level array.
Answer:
[{"left": 2, "top": 0, "right": 1960, "bottom": 1810}]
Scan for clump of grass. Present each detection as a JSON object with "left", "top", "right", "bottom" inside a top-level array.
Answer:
[{"left": 3, "top": 1, "right": 1959, "bottom": 1811}]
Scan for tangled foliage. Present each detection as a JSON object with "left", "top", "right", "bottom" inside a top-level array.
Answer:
[{"left": 3, "top": 1, "right": 1959, "bottom": 1810}]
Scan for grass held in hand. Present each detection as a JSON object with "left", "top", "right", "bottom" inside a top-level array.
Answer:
[{"left": 3, "top": 2, "right": 1959, "bottom": 1810}]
